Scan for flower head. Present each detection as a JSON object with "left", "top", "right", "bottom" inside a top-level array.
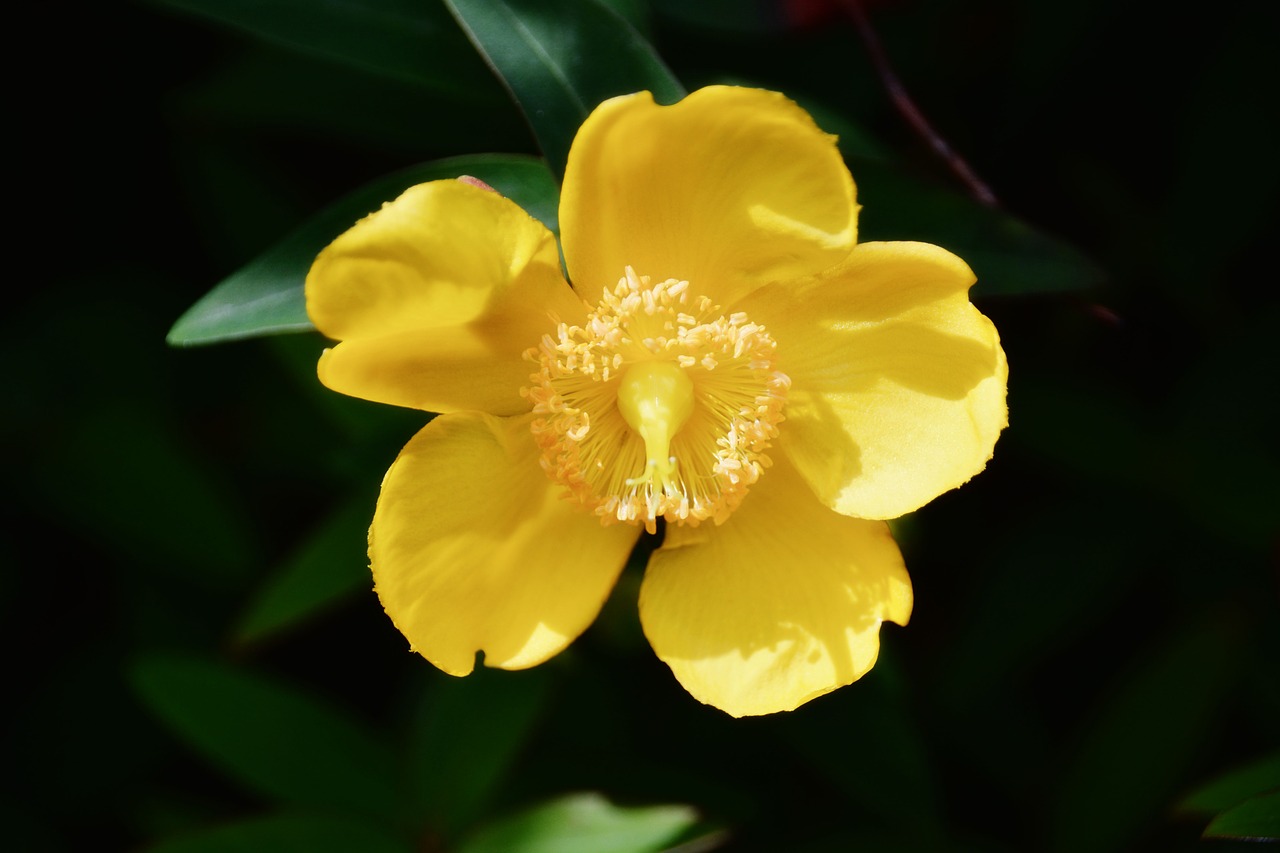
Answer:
[{"left": 305, "top": 86, "right": 1007, "bottom": 717}]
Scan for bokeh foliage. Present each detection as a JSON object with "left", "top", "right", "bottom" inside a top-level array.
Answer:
[{"left": 7, "top": 0, "right": 1277, "bottom": 850}]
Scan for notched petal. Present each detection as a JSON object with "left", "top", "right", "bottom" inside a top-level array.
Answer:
[
  {"left": 640, "top": 458, "right": 911, "bottom": 717},
  {"left": 371, "top": 412, "right": 640, "bottom": 674}
]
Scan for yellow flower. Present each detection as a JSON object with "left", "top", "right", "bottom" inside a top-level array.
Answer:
[{"left": 305, "top": 86, "right": 1007, "bottom": 717}]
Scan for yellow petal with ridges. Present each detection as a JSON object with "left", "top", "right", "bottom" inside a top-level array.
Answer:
[
  {"left": 739, "top": 241, "right": 1008, "bottom": 520},
  {"left": 307, "top": 180, "right": 585, "bottom": 414},
  {"left": 560, "top": 86, "right": 857, "bottom": 308},
  {"left": 371, "top": 412, "right": 640, "bottom": 674},
  {"left": 318, "top": 318, "right": 539, "bottom": 417},
  {"left": 639, "top": 456, "right": 911, "bottom": 717}
]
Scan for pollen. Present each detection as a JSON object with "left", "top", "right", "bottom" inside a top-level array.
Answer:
[{"left": 524, "top": 267, "right": 790, "bottom": 533}]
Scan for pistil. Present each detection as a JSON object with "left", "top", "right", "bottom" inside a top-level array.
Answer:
[{"left": 616, "top": 360, "right": 695, "bottom": 494}]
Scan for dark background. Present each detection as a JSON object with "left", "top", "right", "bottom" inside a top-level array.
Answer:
[{"left": 7, "top": 0, "right": 1277, "bottom": 850}]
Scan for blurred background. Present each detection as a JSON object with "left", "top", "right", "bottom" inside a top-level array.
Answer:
[{"left": 7, "top": 0, "right": 1277, "bottom": 850}]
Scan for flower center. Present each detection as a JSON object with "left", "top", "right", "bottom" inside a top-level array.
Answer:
[{"left": 525, "top": 267, "right": 789, "bottom": 533}]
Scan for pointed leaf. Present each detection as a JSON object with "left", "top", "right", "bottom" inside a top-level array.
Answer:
[
  {"left": 407, "top": 667, "right": 555, "bottom": 839},
  {"left": 130, "top": 654, "right": 397, "bottom": 820},
  {"left": 1203, "top": 791, "right": 1280, "bottom": 841},
  {"left": 167, "top": 155, "right": 558, "bottom": 346},
  {"left": 456, "top": 792, "right": 701, "bottom": 853},
  {"left": 1049, "top": 616, "right": 1241, "bottom": 852},
  {"left": 234, "top": 494, "right": 376, "bottom": 646},
  {"left": 443, "top": 0, "right": 685, "bottom": 181},
  {"left": 1180, "top": 752, "right": 1280, "bottom": 815}
]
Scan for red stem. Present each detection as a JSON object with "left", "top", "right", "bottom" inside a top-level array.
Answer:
[{"left": 839, "top": 0, "right": 999, "bottom": 208}]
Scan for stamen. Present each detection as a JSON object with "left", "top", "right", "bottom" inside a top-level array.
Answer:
[{"left": 524, "top": 267, "right": 788, "bottom": 531}]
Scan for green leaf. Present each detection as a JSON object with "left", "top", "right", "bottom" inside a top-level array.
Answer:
[
  {"left": 935, "top": 500, "right": 1148, "bottom": 704},
  {"left": 34, "top": 401, "right": 260, "bottom": 588},
  {"left": 406, "top": 667, "right": 556, "bottom": 839},
  {"left": 1203, "top": 791, "right": 1280, "bottom": 841},
  {"left": 455, "top": 792, "right": 701, "bottom": 853},
  {"left": 234, "top": 494, "right": 376, "bottom": 646},
  {"left": 146, "top": 0, "right": 496, "bottom": 99},
  {"left": 180, "top": 42, "right": 521, "bottom": 157},
  {"left": 774, "top": 661, "right": 941, "bottom": 833},
  {"left": 1048, "top": 616, "right": 1241, "bottom": 852},
  {"left": 144, "top": 813, "right": 414, "bottom": 853},
  {"left": 443, "top": 0, "right": 685, "bottom": 181},
  {"left": 1180, "top": 752, "right": 1280, "bottom": 815},
  {"left": 167, "top": 155, "right": 558, "bottom": 347},
  {"left": 852, "top": 159, "right": 1106, "bottom": 298},
  {"left": 130, "top": 654, "right": 398, "bottom": 820}
]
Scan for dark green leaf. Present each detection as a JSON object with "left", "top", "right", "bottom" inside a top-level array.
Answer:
[
  {"left": 147, "top": 0, "right": 496, "bottom": 98},
  {"left": 1048, "top": 616, "right": 1241, "bottom": 852},
  {"left": 407, "top": 667, "right": 556, "bottom": 839},
  {"left": 935, "top": 500, "right": 1148, "bottom": 704},
  {"left": 37, "top": 402, "right": 260, "bottom": 588},
  {"left": 852, "top": 159, "right": 1106, "bottom": 298},
  {"left": 179, "top": 42, "right": 521, "bottom": 157},
  {"left": 1203, "top": 791, "right": 1280, "bottom": 841},
  {"left": 455, "top": 792, "right": 701, "bottom": 853},
  {"left": 774, "top": 659, "right": 942, "bottom": 834},
  {"left": 1180, "top": 752, "right": 1280, "bottom": 815},
  {"left": 234, "top": 494, "right": 377, "bottom": 646},
  {"left": 443, "top": 0, "right": 685, "bottom": 181},
  {"left": 167, "top": 155, "right": 558, "bottom": 347},
  {"left": 144, "top": 812, "right": 414, "bottom": 853},
  {"left": 130, "top": 654, "right": 398, "bottom": 820}
]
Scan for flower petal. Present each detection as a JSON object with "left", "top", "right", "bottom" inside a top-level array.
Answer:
[
  {"left": 639, "top": 457, "right": 911, "bottom": 717},
  {"left": 307, "top": 180, "right": 585, "bottom": 415},
  {"left": 740, "top": 241, "right": 1008, "bottom": 520},
  {"left": 560, "top": 86, "right": 857, "bottom": 308},
  {"left": 316, "top": 318, "right": 538, "bottom": 417},
  {"left": 371, "top": 411, "right": 640, "bottom": 674}
]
